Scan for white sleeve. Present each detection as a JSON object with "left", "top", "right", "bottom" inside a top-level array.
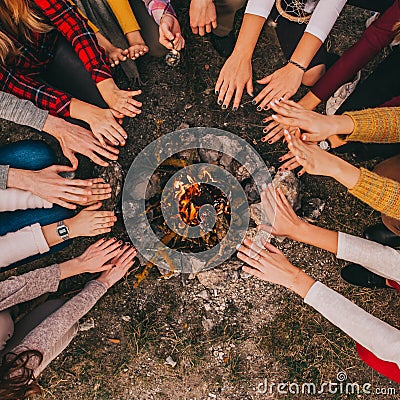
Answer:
[
  {"left": 0, "top": 224, "right": 50, "bottom": 269},
  {"left": 245, "top": 0, "right": 275, "bottom": 19},
  {"left": 305, "top": 282, "right": 400, "bottom": 367},
  {"left": 305, "top": 0, "right": 347, "bottom": 42},
  {"left": 337, "top": 232, "right": 400, "bottom": 283},
  {"left": 0, "top": 188, "right": 52, "bottom": 212}
]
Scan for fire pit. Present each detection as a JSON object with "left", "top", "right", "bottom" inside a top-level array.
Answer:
[{"left": 122, "top": 127, "right": 273, "bottom": 274}]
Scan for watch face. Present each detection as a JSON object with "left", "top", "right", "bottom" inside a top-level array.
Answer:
[{"left": 58, "top": 226, "right": 68, "bottom": 236}]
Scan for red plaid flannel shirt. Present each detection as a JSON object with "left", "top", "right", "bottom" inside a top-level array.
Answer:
[{"left": 0, "top": 0, "right": 112, "bottom": 117}]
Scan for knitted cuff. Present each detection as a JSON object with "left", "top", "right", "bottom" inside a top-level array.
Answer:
[
  {"left": 343, "top": 108, "right": 399, "bottom": 143},
  {"left": 0, "top": 165, "right": 10, "bottom": 190},
  {"left": 349, "top": 168, "right": 400, "bottom": 219}
]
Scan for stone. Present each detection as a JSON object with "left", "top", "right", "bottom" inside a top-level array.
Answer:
[
  {"left": 165, "top": 356, "right": 177, "bottom": 368},
  {"left": 249, "top": 203, "right": 263, "bottom": 226},
  {"left": 202, "top": 317, "right": 215, "bottom": 332},
  {"left": 79, "top": 318, "right": 95, "bottom": 332},
  {"left": 272, "top": 170, "right": 301, "bottom": 211},
  {"left": 197, "top": 269, "right": 229, "bottom": 289},
  {"left": 245, "top": 227, "right": 271, "bottom": 248},
  {"left": 301, "top": 198, "right": 326, "bottom": 221}
]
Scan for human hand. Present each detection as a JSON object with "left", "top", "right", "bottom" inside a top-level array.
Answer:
[
  {"left": 97, "top": 78, "right": 142, "bottom": 118},
  {"left": 236, "top": 239, "right": 315, "bottom": 298},
  {"left": 43, "top": 115, "right": 120, "bottom": 167},
  {"left": 258, "top": 184, "right": 307, "bottom": 239},
  {"left": 107, "top": 46, "right": 128, "bottom": 67},
  {"left": 59, "top": 237, "right": 127, "bottom": 279},
  {"left": 215, "top": 51, "right": 253, "bottom": 110},
  {"left": 85, "top": 107, "right": 128, "bottom": 147},
  {"left": 16, "top": 165, "right": 98, "bottom": 209},
  {"left": 189, "top": 0, "right": 217, "bottom": 36},
  {"left": 66, "top": 202, "right": 117, "bottom": 238},
  {"left": 283, "top": 130, "right": 343, "bottom": 177},
  {"left": 96, "top": 243, "right": 138, "bottom": 289},
  {"left": 66, "top": 179, "right": 111, "bottom": 206},
  {"left": 159, "top": 14, "right": 185, "bottom": 50},
  {"left": 268, "top": 99, "right": 354, "bottom": 142},
  {"left": 253, "top": 63, "right": 304, "bottom": 111}
]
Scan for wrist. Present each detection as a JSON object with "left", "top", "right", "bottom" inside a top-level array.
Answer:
[
  {"left": 7, "top": 168, "right": 33, "bottom": 191},
  {"left": 289, "top": 269, "right": 315, "bottom": 299},
  {"left": 64, "top": 217, "right": 79, "bottom": 239},
  {"left": 287, "top": 59, "right": 307, "bottom": 73},
  {"left": 59, "top": 258, "right": 82, "bottom": 280},
  {"left": 42, "top": 115, "right": 62, "bottom": 140},
  {"left": 332, "top": 114, "right": 355, "bottom": 136},
  {"left": 289, "top": 219, "right": 311, "bottom": 242},
  {"left": 96, "top": 276, "right": 110, "bottom": 290}
]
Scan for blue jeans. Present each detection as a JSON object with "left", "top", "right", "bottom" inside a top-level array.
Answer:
[{"left": 0, "top": 140, "right": 74, "bottom": 271}]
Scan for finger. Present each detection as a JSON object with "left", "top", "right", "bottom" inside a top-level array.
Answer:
[
  {"left": 94, "top": 211, "right": 116, "bottom": 218},
  {"left": 217, "top": 80, "right": 229, "bottom": 106},
  {"left": 64, "top": 149, "right": 79, "bottom": 170},
  {"left": 222, "top": 84, "right": 235, "bottom": 109},
  {"left": 212, "top": 19, "right": 217, "bottom": 29},
  {"left": 232, "top": 85, "right": 244, "bottom": 111},
  {"left": 198, "top": 25, "right": 205, "bottom": 36},
  {"left": 160, "top": 22, "right": 175, "bottom": 41},
  {"left": 106, "top": 125, "right": 126, "bottom": 146},
  {"left": 96, "top": 237, "right": 116, "bottom": 248},
  {"left": 281, "top": 99, "right": 304, "bottom": 110},
  {"left": 262, "top": 124, "right": 284, "bottom": 144},
  {"left": 279, "top": 158, "right": 300, "bottom": 172},
  {"left": 263, "top": 242, "right": 283, "bottom": 255},
  {"left": 191, "top": 25, "right": 199, "bottom": 35},
  {"left": 237, "top": 241, "right": 267, "bottom": 260},
  {"left": 95, "top": 216, "right": 117, "bottom": 225},
  {"left": 60, "top": 193, "right": 89, "bottom": 203},
  {"left": 53, "top": 199, "right": 77, "bottom": 210},
  {"left": 242, "top": 265, "right": 265, "bottom": 280},
  {"left": 53, "top": 164, "right": 76, "bottom": 173},
  {"left": 84, "top": 202, "right": 102, "bottom": 211},
  {"left": 63, "top": 186, "right": 93, "bottom": 196},
  {"left": 118, "top": 246, "right": 137, "bottom": 265},
  {"left": 278, "top": 151, "right": 294, "bottom": 163},
  {"left": 246, "top": 79, "right": 254, "bottom": 98},
  {"left": 237, "top": 251, "right": 263, "bottom": 270},
  {"left": 92, "top": 228, "right": 112, "bottom": 235},
  {"left": 297, "top": 167, "right": 306, "bottom": 177},
  {"left": 256, "top": 75, "right": 272, "bottom": 85},
  {"left": 205, "top": 23, "right": 212, "bottom": 34},
  {"left": 254, "top": 86, "right": 274, "bottom": 107}
]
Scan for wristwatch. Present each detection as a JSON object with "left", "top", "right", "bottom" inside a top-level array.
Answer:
[{"left": 57, "top": 220, "right": 70, "bottom": 241}]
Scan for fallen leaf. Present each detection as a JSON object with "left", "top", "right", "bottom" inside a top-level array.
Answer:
[{"left": 107, "top": 338, "right": 120, "bottom": 344}]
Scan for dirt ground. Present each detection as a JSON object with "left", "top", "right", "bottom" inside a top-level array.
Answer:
[{"left": 1, "top": 2, "right": 399, "bottom": 399}]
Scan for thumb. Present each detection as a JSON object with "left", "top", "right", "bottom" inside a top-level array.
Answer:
[
  {"left": 54, "top": 164, "right": 76, "bottom": 173},
  {"left": 257, "top": 75, "right": 272, "bottom": 85},
  {"left": 246, "top": 79, "right": 254, "bottom": 97},
  {"left": 64, "top": 149, "right": 79, "bottom": 170},
  {"left": 161, "top": 22, "right": 175, "bottom": 41},
  {"left": 257, "top": 224, "right": 273, "bottom": 233},
  {"left": 84, "top": 202, "right": 102, "bottom": 211},
  {"left": 263, "top": 242, "right": 283, "bottom": 255},
  {"left": 97, "top": 263, "right": 115, "bottom": 272}
]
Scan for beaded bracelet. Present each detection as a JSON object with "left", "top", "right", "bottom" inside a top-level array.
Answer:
[{"left": 287, "top": 59, "right": 307, "bottom": 72}]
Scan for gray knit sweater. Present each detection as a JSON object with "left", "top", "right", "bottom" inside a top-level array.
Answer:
[
  {"left": 0, "top": 91, "right": 49, "bottom": 189},
  {"left": 0, "top": 264, "right": 107, "bottom": 376}
]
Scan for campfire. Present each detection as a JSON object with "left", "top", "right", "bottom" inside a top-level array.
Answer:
[{"left": 145, "top": 156, "right": 232, "bottom": 253}]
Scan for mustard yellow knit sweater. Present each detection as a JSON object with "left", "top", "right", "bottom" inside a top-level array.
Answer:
[{"left": 343, "top": 107, "right": 399, "bottom": 220}]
